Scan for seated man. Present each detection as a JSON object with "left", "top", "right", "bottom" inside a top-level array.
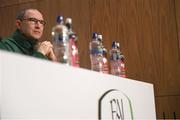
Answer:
[{"left": 0, "top": 8, "right": 56, "bottom": 61}]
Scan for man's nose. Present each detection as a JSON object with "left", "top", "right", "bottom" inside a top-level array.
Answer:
[{"left": 35, "top": 22, "right": 41, "bottom": 28}]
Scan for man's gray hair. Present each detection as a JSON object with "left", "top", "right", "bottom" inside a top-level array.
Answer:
[{"left": 16, "top": 8, "right": 38, "bottom": 21}]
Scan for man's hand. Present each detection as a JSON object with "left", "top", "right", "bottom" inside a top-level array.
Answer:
[{"left": 36, "top": 41, "right": 57, "bottom": 62}]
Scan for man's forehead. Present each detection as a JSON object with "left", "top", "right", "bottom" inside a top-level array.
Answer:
[{"left": 25, "top": 9, "right": 43, "bottom": 19}]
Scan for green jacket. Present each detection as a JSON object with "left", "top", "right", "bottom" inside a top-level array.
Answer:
[{"left": 0, "top": 29, "right": 48, "bottom": 60}]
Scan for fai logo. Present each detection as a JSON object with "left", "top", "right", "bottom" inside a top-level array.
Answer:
[{"left": 98, "top": 89, "right": 133, "bottom": 120}]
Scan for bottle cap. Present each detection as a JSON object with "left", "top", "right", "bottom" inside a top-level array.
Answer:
[
  {"left": 92, "top": 32, "right": 98, "bottom": 40},
  {"left": 112, "top": 41, "right": 117, "bottom": 48},
  {"left": 65, "top": 18, "right": 72, "bottom": 30},
  {"left": 56, "top": 16, "right": 64, "bottom": 24},
  {"left": 103, "top": 48, "right": 107, "bottom": 55},
  {"left": 65, "top": 18, "right": 72, "bottom": 24},
  {"left": 116, "top": 42, "right": 120, "bottom": 48},
  {"left": 70, "top": 33, "right": 78, "bottom": 41},
  {"left": 97, "top": 34, "right": 103, "bottom": 42}
]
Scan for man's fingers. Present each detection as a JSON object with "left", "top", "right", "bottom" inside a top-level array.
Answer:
[
  {"left": 36, "top": 41, "right": 54, "bottom": 56},
  {"left": 37, "top": 41, "right": 57, "bottom": 61}
]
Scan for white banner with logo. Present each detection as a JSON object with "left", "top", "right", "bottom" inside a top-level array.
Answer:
[{"left": 0, "top": 50, "right": 156, "bottom": 119}]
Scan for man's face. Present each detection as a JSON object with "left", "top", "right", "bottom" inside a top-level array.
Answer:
[{"left": 16, "top": 9, "right": 45, "bottom": 40}]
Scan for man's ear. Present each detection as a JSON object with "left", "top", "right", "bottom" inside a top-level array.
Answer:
[{"left": 16, "top": 20, "right": 22, "bottom": 29}]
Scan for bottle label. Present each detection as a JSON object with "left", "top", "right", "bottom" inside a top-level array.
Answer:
[
  {"left": 120, "top": 61, "right": 126, "bottom": 78},
  {"left": 102, "top": 58, "right": 109, "bottom": 74},
  {"left": 90, "top": 41, "right": 103, "bottom": 55},
  {"left": 110, "top": 60, "right": 126, "bottom": 78},
  {"left": 90, "top": 49, "right": 103, "bottom": 55},
  {"left": 91, "top": 55, "right": 103, "bottom": 72}
]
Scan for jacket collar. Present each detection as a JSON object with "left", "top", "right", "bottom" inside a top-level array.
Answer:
[{"left": 12, "top": 29, "right": 37, "bottom": 54}]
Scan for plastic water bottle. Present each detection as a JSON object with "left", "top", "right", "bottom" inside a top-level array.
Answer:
[
  {"left": 65, "top": 18, "right": 80, "bottom": 67},
  {"left": 97, "top": 34, "right": 109, "bottom": 74},
  {"left": 52, "top": 16, "right": 71, "bottom": 65},
  {"left": 110, "top": 41, "right": 126, "bottom": 77},
  {"left": 89, "top": 32, "right": 103, "bottom": 72}
]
